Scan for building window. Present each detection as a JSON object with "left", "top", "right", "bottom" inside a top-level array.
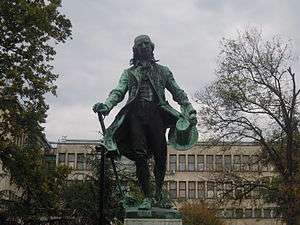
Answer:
[
  {"left": 197, "top": 155, "right": 204, "bottom": 171},
  {"left": 67, "top": 153, "right": 75, "bottom": 168},
  {"left": 216, "top": 182, "right": 223, "bottom": 198},
  {"left": 252, "top": 182, "right": 260, "bottom": 199},
  {"left": 169, "top": 154, "right": 177, "bottom": 171},
  {"left": 216, "top": 209, "right": 224, "bottom": 218},
  {"left": 242, "top": 155, "right": 250, "bottom": 171},
  {"left": 77, "top": 153, "right": 85, "bottom": 170},
  {"left": 260, "top": 177, "right": 269, "bottom": 198},
  {"left": 207, "top": 181, "right": 215, "bottom": 198},
  {"left": 58, "top": 153, "right": 66, "bottom": 165},
  {"left": 254, "top": 208, "right": 262, "bottom": 218},
  {"left": 235, "top": 187, "right": 244, "bottom": 199},
  {"left": 45, "top": 155, "right": 56, "bottom": 171},
  {"left": 244, "top": 182, "right": 252, "bottom": 199},
  {"left": 179, "top": 181, "right": 186, "bottom": 198},
  {"left": 235, "top": 209, "right": 243, "bottom": 218},
  {"left": 235, "top": 182, "right": 243, "bottom": 199},
  {"left": 224, "top": 182, "right": 233, "bottom": 199},
  {"left": 251, "top": 155, "right": 259, "bottom": 171},
  {"left": 269, "top": 164, "right": 275, "bottom": 172},
  {"left": 86, "top": 154, "right": 93, "bottom": 170},
  {"left": 163, "top": 181, "right": 168, "bottom": 190},
  {"left": 272, "top": 208, "right": 282, "bottom": 218},
  {"left": 169, "top": 181, "right": 177, "bottom": 199},
  {"left": 261, "top": 160, "right": 269, "bottom": 172},
  {"left": 188, "top": 181, "right": 196, "bottom": 199},
  {"left": 224, "top": 155, "right": 232, "bottom": 171},
  {"left": 8, "top": 190, "right": 18, "bottom": 201},
  {"left": 233, "top": 155, "right": 241, "bottom": 171},
  {"left": 197, "top": 181, "right": 205, "bottom": 199},
  {"left": 224, "top": 209, "right": 234, "bottom": 218},
  {"left": 244, "top": 208, "right": 253, "bottom": 218},
  {"left": 263, "top": 208, "right": 272, "bottom": 218},
  {"left": 188, "top": 155, "right": 195, "bottom": 171},
  {"left": 206, "top": 155, "right": 214, "bottom": 171},
  {"left": 178, "top": 155, "right": 186, "bottom": 171},
  {"left": 215, "top": 155, "right": 223, "bottom": 171}
]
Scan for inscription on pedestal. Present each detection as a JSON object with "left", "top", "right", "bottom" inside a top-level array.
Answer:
[
  {"left": 124, "top": 207, "right": 182, "bottom": 225},
  {"left": 125, "top": 207, "right": 181, "bottom": 219},
  {"left": 137, "top": 210, "right": 152, "bottom": 218}
]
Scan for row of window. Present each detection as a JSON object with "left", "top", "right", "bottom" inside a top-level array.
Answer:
[
  {"left": 0, "top": 190, "right": 18, "bottom": 201},
  {"left": 216, "top": 207, "right": 281, "bottom": 219},
  {"left": 167, "top": 180, "right": 270, "bottom": 199},
  {"left": 52, "top": 153, "right": 273, "bottom": 173},
  {"left": 168, "top": 154, "right": 273, "bottom": 172},
  {"left": 57, "top": 153, "right": 93, "bottom": 170}
]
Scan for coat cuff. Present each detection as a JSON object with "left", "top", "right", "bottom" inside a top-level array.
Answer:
[
  {"left": 104, "top": 101, "right": 113, "bottom": 112},
  {"left": 180, "top": 102, "right": 196, "bottom": 117}
]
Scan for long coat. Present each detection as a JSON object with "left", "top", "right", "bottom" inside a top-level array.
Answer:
[{"left": 103, "top": 63, "right": 195, "bottom": 160}]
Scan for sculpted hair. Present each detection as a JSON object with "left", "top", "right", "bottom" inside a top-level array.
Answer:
[{"left": 129, "top": 42, "right": 158, "bottom": 66}]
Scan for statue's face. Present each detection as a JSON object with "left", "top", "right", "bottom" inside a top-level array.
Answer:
[{"left": 135, "top": 38, "right": 153, "bottom": 60}]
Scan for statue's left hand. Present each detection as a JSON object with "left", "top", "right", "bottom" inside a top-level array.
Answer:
[
  {"left": 189, "top": 113, "right": 197, "bottom": 126},
  {"left": 181, "top": 103, "right": 197, "bottom": 126}
]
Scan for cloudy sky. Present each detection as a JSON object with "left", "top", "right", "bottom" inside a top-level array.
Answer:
[{"left": 44, "top": 0, "right": 300, "bottom": 142}]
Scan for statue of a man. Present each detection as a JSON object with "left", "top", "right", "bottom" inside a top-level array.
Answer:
[{"left": 93, "top": 35, "right": 197, "bottom": 210}]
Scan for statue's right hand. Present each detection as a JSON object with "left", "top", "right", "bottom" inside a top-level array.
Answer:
[{"left": 92, "top": 102, "right": 109, "bottom": 115}]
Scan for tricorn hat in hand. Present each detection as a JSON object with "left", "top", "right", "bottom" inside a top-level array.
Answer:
[{"left": 168, "top": 116, "right": 198, "bottom": 150}]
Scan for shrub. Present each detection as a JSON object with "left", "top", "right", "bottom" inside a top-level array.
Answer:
[{"left": 180, "top": 201, "right": 225, "bottom": 225}]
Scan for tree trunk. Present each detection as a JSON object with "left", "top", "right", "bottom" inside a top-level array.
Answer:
[{"left": 285, "top": 185, "right": 299, "bottom": 225}]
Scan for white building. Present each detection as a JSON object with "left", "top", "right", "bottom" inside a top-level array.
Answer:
[{"left": 51, "top": 139, "right": 284, "bottom": 225}]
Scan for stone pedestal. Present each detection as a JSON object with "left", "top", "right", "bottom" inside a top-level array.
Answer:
[
  {"left": 124, "top": 207, "right": 182, "bottom": 225},
  {"left": 124, "top": 218, "right": 182, "bottom": 225}
]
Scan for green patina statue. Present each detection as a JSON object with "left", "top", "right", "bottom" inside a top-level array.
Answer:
[{"left": 93, "top": 35, "right": 197, "bottom": 210}]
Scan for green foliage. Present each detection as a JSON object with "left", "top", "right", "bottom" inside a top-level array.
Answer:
[
  {"left": 0, "top": 143, "right": 71, "bottom": 222},
  {"left": 180, "top": 201, "right": 225, "bottom": 225},
  {"left": 0, "top": 0, "right": 72, "bottom": 144},
  {"left": 62, "top": 154, "right": 123, "bottom": 225},
  {"left": 0, "top": 0, "right": 72, "bottom": 222}
]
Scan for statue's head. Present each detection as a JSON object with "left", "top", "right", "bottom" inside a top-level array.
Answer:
[{"left": 130, "top": 35, "right": 156, "bottom": 65}]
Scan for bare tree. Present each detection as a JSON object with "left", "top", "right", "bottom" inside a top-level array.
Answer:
[{"left": 196, "top": 28, "right": 300, "bottom": 225}]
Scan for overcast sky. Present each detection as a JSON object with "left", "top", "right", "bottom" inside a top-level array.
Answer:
[{"left": 44, "top": 0, "right": 300, "bottom": 142}]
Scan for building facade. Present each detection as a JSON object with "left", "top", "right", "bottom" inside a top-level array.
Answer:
[
  {"left": 51, "top": 139, "right": 284, "bottom": 225},
  {"left": 165, "top": 143, "right": 283, "bottom": 225}
]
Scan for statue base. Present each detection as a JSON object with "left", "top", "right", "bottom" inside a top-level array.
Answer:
[
  {"left": 124, "top": 218, "right": 182, "bottom": 225},
  {"left": 124, "top": 207, "right": 182, "bottom": 225}
]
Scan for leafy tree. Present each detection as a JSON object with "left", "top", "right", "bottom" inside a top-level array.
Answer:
[
  {"left": 197, "top": 28, "right": 300, "bottom": 225},
  {"left": 0, "top": 0, "right": 72, "bottom": 147},
  {"left": 62, "top": 151, "right": 124, "bottom": 225},
  {"left": 1, "top": 145, "right": 71, "bottom": 224},
  {"left": 0, "top": 0, "right": 72, "bottom": 223}
]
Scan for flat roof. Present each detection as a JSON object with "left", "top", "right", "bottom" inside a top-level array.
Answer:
[{"left": 50, "top": 139, "right": 260, "bottom": 147}]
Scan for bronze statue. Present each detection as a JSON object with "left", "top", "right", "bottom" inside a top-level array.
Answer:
[{"left": 93, "top": 35, "right": 197, "bottom": 210}]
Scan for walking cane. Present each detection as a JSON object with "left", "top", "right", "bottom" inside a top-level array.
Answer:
[
  {"left": 96, "top": 113, "right": 106, "bottom": 225},
  {"left": 97, "top": 113, "right": 124, "bottom": 196},
  {"left": 96, "top": 113, "right": 124, "bottom": 224}
]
